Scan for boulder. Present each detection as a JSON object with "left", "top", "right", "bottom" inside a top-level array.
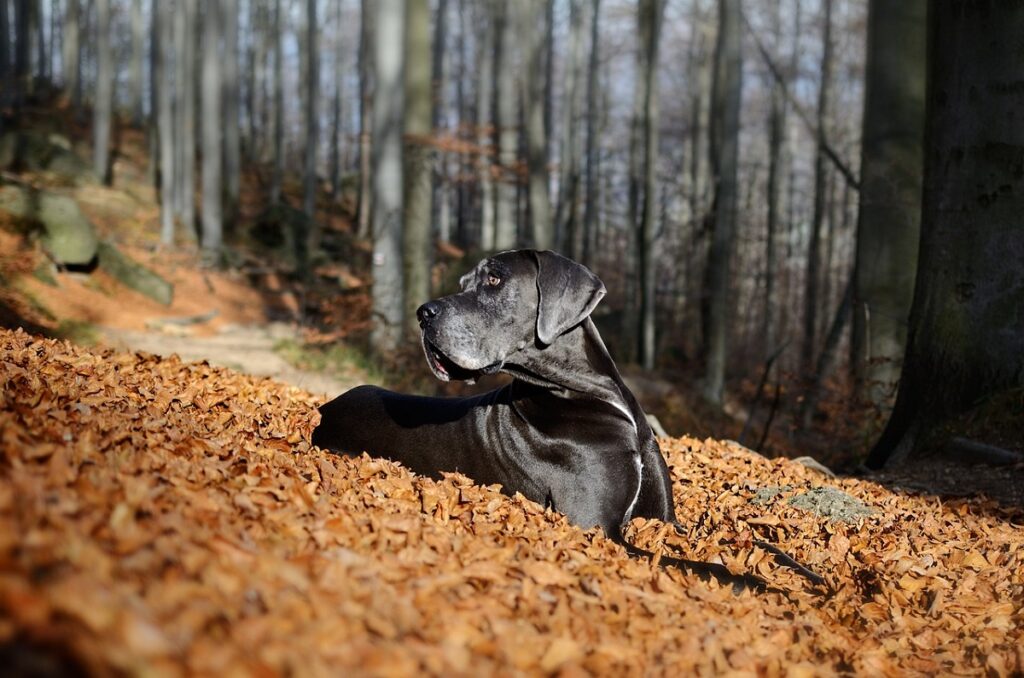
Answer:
[
  {"left": 97, "top": 241, "right": 174, "bottom": 306},
  {"left": 0, "top": 131, "right": 96, "bottom": 185},
  {"left": 0, "top": 186, "right": 98, "bottom": 265}
]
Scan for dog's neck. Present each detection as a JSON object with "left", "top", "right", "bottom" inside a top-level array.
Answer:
[{"left": 502, "top": 318, "right": 637, "bottom": 412}]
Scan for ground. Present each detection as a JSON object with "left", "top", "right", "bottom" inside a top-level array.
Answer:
[{"left": 1, "top": 329, "right": 1021, "bottom": 675}]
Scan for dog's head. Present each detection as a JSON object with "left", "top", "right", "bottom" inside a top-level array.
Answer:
[{"left": 416, "top": 250, "right": 606, "bottom": 382}]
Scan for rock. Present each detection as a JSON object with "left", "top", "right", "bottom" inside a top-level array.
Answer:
[
  {"left": 786, "top": 487, "right": 875, "bottom": 523},
  {"left": 96, "top": 241, "right": 174, "bottom": 306},
  {"left": 0, "top": 186, "right": 98, "bottom": 265},
  {"left": 0, "top": 131, "right": 96, "bottom": 185}
]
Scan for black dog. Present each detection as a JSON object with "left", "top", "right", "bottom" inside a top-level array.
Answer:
[{"left": 313, "top": 250, "right": 818, "bottom": 591}]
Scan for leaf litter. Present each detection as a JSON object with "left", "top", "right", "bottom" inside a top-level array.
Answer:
[{"left": 0, "top": 328, "right": 1021, "bottom": 676}]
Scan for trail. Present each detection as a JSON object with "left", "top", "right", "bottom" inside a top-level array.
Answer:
[{"left": 102, "top": 322, "right": 357, "bottom": 399}]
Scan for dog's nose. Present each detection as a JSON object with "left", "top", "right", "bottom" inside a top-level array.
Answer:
[{"left": 417, "top": 301, "right": 442, "bottom": 325}]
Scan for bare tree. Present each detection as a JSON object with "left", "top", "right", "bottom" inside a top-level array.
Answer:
[
  {"left": 156, "top": 0, "right": 175, "bottom": 245},
  {"left": 302, "top": 0, "right": 318, "bottom": 226},
  {"left": 556, "top": 0, "right": 584, "bottom": 257},
  {"left": 581, "top": 0, "right": 601, "bottom": 266},
  {"left": 430, "top": 0, "right": 450, "bottom": 243},
  {"left": 519, "top": 0, "right": 552, "bottom": 250},
  {"left": 404, "top": 0, "right": 433, "bottom": 333},
  {"left": 492, "top": 0, "right": 517, "bottom": 250},
  {"left": 702, "top": 0, "right": 743, "bottom": 405},
  {"left": 867, "top": 3, "right": 1024, "bottom": 468},
  {"left": 92, "top": 0, "right": 113, "bottom": 184},
  {"left": 222, "top": 0, "right": 241, "bottom": 225},
  {"left": 130, "top": 0, "right": 144, "bottom": 126},
  {"left": 356, "top": 0, "right": 373, "bottom": 237},
  {"left": 201, "top": 0, "right": 223, "bottom": 254},
  {"left": 0, "top": 1, "right": 10, "bottom": 119},
  {"left": 62, "top": 0, "right": 80, "bottom": 109},
  {"left": 800, "top": 0, "right": 834, "bottom": 376},
  {"left": 636, "top": 0, "right": 665, "bottom": 370},
  {"left": 370, "top": 0, "right": 406, "bottom": 351},
  {"left": 175, "top": 0, "right": 197, "bottom": 232},
  {"left": 476, "top": 4, "right": 495, "bottom": 249},
  {"left": 851, "top": 0, "right": 926, "bottom": 408},
  {"left": 269, "top": 0, "right": 283, "bottom": 206},
  {"left": 329, "top": 0, "right": 344, "bottom": 202}
]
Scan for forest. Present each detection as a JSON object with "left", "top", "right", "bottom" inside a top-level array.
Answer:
[{"left": 0, "top": 0, "right": 1022, "bottom": 674}]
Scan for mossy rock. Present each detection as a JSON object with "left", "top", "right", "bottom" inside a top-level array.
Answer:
[
  {"left": 97, "top": 241, "right": 173, "bottom": 306},
  {"left": 0, "top": 131, "right": 96, "bottom": 185},
  {"left": 0, "top": 186, "right": 98, "bottom": 265}
]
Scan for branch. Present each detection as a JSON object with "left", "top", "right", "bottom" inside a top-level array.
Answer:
[{"left": 740, "top": 8, "right": 861, "bottom": 192}]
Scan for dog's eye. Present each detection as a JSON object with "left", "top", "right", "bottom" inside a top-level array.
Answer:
[{"left": 486, "top": 274, "right": 501, "bottom": 287}]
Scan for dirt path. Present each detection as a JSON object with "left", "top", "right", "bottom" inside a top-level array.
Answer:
[{"left": 101, "top": 322, "right": 359, "bottom": 400}]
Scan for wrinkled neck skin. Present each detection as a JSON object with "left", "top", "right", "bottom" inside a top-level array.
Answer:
[{"left": 501, "top": 318, "right": 639, "bottom": 418}]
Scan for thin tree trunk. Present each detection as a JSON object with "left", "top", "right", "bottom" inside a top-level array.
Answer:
[
  {"left": 329, "top": 0, "right": 343, "bottom": 203},
  {"left": 492, "top": 0, "right": 517, "bottom": 250},
  {"left": 637, "top": 0, "right": 665, "bottom": 370},
  {"left": 801, "top": 0, "right": 833, "bottom": 377},
  {"left": 430, "top": 0, "right": 449, "bottom": 243},
  {"left": 356, "top": 0, "right": 373, "bottom": 237},
  {"left": 177, "top": 0, "right": 197, "bottom": 233},
  {"left": 403, "top": 0, "right": 433, "bottom": 334},
  {"left": 14, "top": 0, "right": 31, "bottom": 106},
  {"left": 0, "top": 0, "right": 10, "bottom": 118},
  {"left": 63, "top": 0, "right": 79, "bottom": 108},
  {"left": 701, "top": 0, "right": 743, "bottom": 405},
  {"left": 851, "top": 0, "right": 926, "bottom": 409},
  {"left": 92, "top": 0, "right": 113, "bottom": 184},
  {"left": 521, "top": 0, "right": 552, "bottom": 250},
  {"left": 222, "top": 0, "right": 240, "bottom": 225},
  {"left": 556, "top": 0, "right": 584, "bottom": 257},
  {"left": 301, "top": 0, "right": 317, "bottom": 272},
  {"left": 370, "top": 0, "right": 406, "bottom": 351},
  {"left": 270, "top": 0, "right": 283, "bottom": 206},
  {"left": 581, "top": 0, "right": 601, "bottom": 266},
  {"left": 130, "top": 0, "right": 144, "bottom": 126},
  {"left": 476, "top": 6, "right": 495, "bottom": 249},
  {"left": 157, "top": 0, "right": 175, "bottom": 244},
  {"left": 147, "top": 0, "right": 160, "bottom": 185},
  {"left": 201, "top": 0, "right": 223, "bottom": 254}
]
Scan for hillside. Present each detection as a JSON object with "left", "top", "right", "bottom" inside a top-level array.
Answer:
[{"left": 1, "top": 328, "right": 1021, "bottom": 675}]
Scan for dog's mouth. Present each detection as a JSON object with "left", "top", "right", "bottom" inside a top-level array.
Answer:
[{"left": 422, "top": 337, "right": 502, "bottom": 384}]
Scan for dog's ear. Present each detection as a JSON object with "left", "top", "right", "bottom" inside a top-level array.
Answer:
[{"left": 533, "top": 250, "right": 606, "bottom": 346}]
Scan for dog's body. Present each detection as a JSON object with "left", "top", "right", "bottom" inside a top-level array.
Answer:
[
  {"left": 313, "top": 250, "right": 673, "bottom": 542},
  {"left": 313, "top": 250, "right": 820, "bottom": 591}
]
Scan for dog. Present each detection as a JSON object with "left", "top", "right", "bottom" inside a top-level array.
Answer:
[{"left": 313, "top": 250, "right": 820, "bottom": 591}]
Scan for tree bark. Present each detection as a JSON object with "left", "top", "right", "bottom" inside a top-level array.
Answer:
[
  {"left": 851, "top": 0, "right": 926, "bottom": 409},
  {"left": 62, "top": 0, "right": 80, "bottom": 109},
  {"left": 175, "top": 0, "right": 197, "bottom": 233},
  {"left": 556, "top": 0, "right": 584, "bottom": 258},
  {"left": 201, "top": 0, "right": 223, "bottom": 254},
  {"left": 222, "top": 0, "right": 241, "bottom": 225},
  {"left": 476, "top": 4, "right": 495, "bottom": 249},
  {"left": 867, "top": 4, "right": 1024, "bottom": 469},
  {"left": 492, "top": 0, "right": 517, "bottom": 250},
  {"left": 356, "top": 0, "right": 374, "bottom": 238},
  {"left": 130, "top": 0, "right": 144, "bottom": 126},
  {"left": 157, "top": 0, "right": 175, "bottom": 245},
  {"left": 521, "top": 0, "right": 552, "bottom": 250},
  {"left": 329, "top": 0, "right": 344, "bottom": 203},
  {"left": 581, "top": 0, "right": 601, "bottom": 266},
  {"left": 92, "top": 0, "right": 113, "bottom": 184},
  {"left": 0, "top": 0, "right": 10, "bottom": 117},
  {"left": 270, "top": 0, "right": 284, "bottom": 206},
  {"left": 701, "top": 0, "right": 743, "bottom": 406},
  {"left": 430, "top": 0, "right": 450, "bottom": 243},
  {"left": 371, "top": 0, "right": 406, "bottom": 351},
  {"left": 302, "top": 0, "right": 318, "bottom": 225},
  {"left": 637, "top": 0, "right": 665, "bottom": 370},
  {"left": 801, "top": 0, "right": 834, "bottom": 376},
  {"left": 403, "top": 0, "right": 433, "bottom": 335}
]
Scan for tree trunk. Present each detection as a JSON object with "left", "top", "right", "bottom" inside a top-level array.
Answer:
[
  {"left": 851, "top": 0, "right": 926, "bottom": 409},
  {"left": 800, "top": 0, "right": 834, "bottom": 377},
  {"left": 62, "top": 0, "right": 80, "bottom": 108},
  {"left": 130, "top": 0, "right": 144, "bottom": 126},
  {"left": 492, "top": 0, "right": 517, "bottom": 250},
  {"left": 222, "top": 0, "right": 240, "bottom": 226},
  {"left": 0, "top": 0, "right": 10, "bottom": 117},
  {"left": 156, "top": 0, "right": 175, "bottom": 245},
  {"left": 403, "top": 0, "right": 433, "bottom": 335},
  {"left": 201, "top": 0, "right": 223, "bottom": 254},
  {"left": 270, "top": 0, "right": 284, "bottom": 206},
  {"left": 701, "top": 0, "right": 742, "bottom": 405},
  {"left": 476, "top": 5, "right": 495, "bottom": 249},
  {"left": 370, "top": 0, "right": 406, "bottom": 352},
  {"left": 637, "top": 0, "right": 664, "bottom": 370},
  {"left": 356, "top": 0, "right": 373, "bottom": 237},
  {"left": 867, "top": 4, "right": 1024, "bottom": 469},
  {"left": 581, "top": 0, "right": 600, "bottom": 266},
  {"left": 329, "top": 0, "right": 344, "bottom": 203},
  {"left": 175, "top": 0, "right": 197, "bottom": 233},
  {"left": 301, "top": 0, "right": 318, "bottom": 272},
  {"left": 92, "top": 0, "right": 113, "bottom": 184},
  {"left": 430, "top": 0, "right": 450, "bottom": 243},
  {"left": 556, "top": 0, "right": 584, "bottom": 258},
  {"left": 521, "top": 0, "right": 552, "bottom": 250}
]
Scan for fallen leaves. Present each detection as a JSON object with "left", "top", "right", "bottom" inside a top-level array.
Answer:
[{"left": 0, "top": 327, "right": 1022, "bottom": 676}]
